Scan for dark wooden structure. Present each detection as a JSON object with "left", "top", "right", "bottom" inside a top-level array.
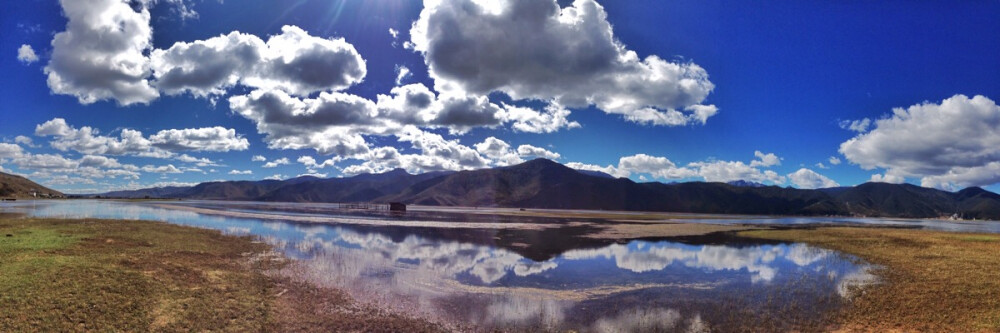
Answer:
[{"left": 389, "top": 202, "right": 407, "bottom": 212}]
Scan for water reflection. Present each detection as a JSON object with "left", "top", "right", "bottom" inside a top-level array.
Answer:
[{"left": 2, "top": 200, "right": 874, "bottom": 331}]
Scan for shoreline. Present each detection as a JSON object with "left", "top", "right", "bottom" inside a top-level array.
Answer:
[
  {"left": 3, "top": 210, "right": 999, "bottom": 331},
  {"left": 739, "top": 227, "right": 1000, "bottom": 331}
]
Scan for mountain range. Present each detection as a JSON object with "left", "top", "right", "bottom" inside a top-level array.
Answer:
[{"left": 82, "top": 158, "right": 1000, "bottom": 220}]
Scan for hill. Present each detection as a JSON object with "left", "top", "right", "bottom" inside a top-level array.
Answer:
[
  {"left": 0, "top": 171, "right": 64, "bottom": 198},
  {"left": 91, "top": 159, "right": 1000, "bottom": 220},
  {"left": 99, "top": 186, "right": 191, "bottom": 199}
]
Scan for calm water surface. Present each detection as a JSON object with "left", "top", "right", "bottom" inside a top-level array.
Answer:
[{"left": 2, "top": 200, "right": 883, "bottom": 332}]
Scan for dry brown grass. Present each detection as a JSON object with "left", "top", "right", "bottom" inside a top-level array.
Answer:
[
  {"left": 0, "top": 217, "right": 443, "bottom": 332},
  {"left": 739, "top": 227, "right": 1000, "bottom": 332}
]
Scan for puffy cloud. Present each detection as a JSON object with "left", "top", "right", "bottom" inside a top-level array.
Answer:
[
  {"left": 566, "top": 154, "right": 697, "bottom": 180},
  {"left": 691, "top": 160, "right": 785, "bottom": 184},
  {"left": 474, "top": 137, "right": 523, "bottom": 166},
  {"left": 840, "top": 94, "right": 1000, "bottom": 189},
  {"left": 395, "top": 65, "right": 411, "bottom": 85},
  {"left": 264, "top": 174, "right": 286, "bottom": 180},
  {"left": 14, "top": 135, "right": 36, "bottom": 147},
  {"left": 45, "top": 0, "right": 159, "bottom": 105},
  {"left": 870, "top": 172, "right": 905, "bottom": 184},
  {"left": 47, "top": 0, "right": 363, "bottom": 105},
  {"left": 229, "top": 89, "right": 376, "bottom": 156},
  {"left": 174, "top": 154, "right": 216, "bottom": 166},
  {"left": 16, "top": 153, "right": 78, "bottom": 170},
  {"left": 263, "top": 157, "right": 290, "bottom": 168},
  {"left": 35, "top": 118, "right": 153, "bottom": 156},
  {"left": 342, "top": 132, "right": 558, "bottom": 175},
  {"left": 828, "top": 156, "right": 842, "bottom": 165},
  {"left": 410, "top": 0, "right": 716, "bottom": 126},
  {"left": 1, "top": 149, "right": 146, "bottom": 189},
  {"left": 34, "top": 118, "right": 246, "bottom": 159},
  {"left": 750, "top": 150, "right": 781, "bottom": 167},
  {"left": 17, "top": 44, "right": 38, "bottom": 64},
  {"left": 252, "top": 155, "right": 267, "bottom": 162},
  {"left": 150, "top": 31, "right": 265, "bottom": 97},
  {"left": 43, "top": 175, "right": 97, "bottom": 186},
  {"left": 619, "top": 154, "right": 697, "bottom": 180},
  {"left": 565, "top": 161, "right": 629, "bottom": 178},
  {"left": 298, "top": 156, "right": 339, "bottom": 169},
  {"left": 141, "top": 164, "right": 182, "bottom": 174},
  {"left": 148, "top": 127, "right": 249, "bottom": 152},
  {"left": 517, "top": 145, "right": 560, "bottom": 160},
  {"left": 0, "top": 143, "right": 24, "bottom": 159},
  {"left": 245, "top": 25, "right": 366, "bottom": 95},
  {"left": 151, "top": 26, "right": 366, "bottom": 97},
  {"left": 397, "top": 127, "right": 489, "bottom": 169},
  {"left": 228, "top": 169, "right": 252, "bottom": 175},
  {"left": 298, "top": 172, "right": 328, "bottom": 178},
  {"left": 499, "top": 103, "right": 581, "bottom": 134},
  {"left": 839, "top": 118, "right": 871, "bottom": 133},
  {"left": 78, "top": 155, "right": 123, "bottom": 169},
  {"left": 920, "top": 163, "right": 1000, "bottom": 191},
  {"left": 788, "top": 168, "right": 839, "bottom": 189},
  {"left": 375, "top": 83, "right": 512, "bottom": 134},
  {"left": 568, "top": 151, "right": 787, "bottom": 184}
]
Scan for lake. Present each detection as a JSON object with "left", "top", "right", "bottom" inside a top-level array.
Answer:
[{"left": 0, "top": 200, "right": 894, "bottom": 332}]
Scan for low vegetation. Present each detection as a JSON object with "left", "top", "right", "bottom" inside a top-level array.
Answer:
[
  {"left": 0, "top": 216, "right": 443, "bottom": 332},
  {"left": 739, "top": 227, "right": 1000, "bottom": 332}
]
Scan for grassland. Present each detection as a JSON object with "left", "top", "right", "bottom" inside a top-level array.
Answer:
[
  {"left": 739, "top": 227, "right": 1000, "bottom": 332},
  {"left": 0, "top": 216, "right": 444, "bottom": 332}
]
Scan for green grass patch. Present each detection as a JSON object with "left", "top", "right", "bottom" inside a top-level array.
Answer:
[{"left": 0, "top": 228, "right": 80, "bottom": 254}]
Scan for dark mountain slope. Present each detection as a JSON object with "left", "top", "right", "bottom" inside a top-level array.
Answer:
[
  {"left": 260, "top": 169, "right": 452, "bottom": 203},
  {"left": 0, "top": 171, "right": 64, "bottom": 198},
  {"left": 954, "top": 187, "right": 1000, "bottom": 219},
  {"left": 385, "top": 159, "right": 638, "bottom": 208},
  {"left": 99, "top": 186, "right": 191, "bottom": 198},
  {"left": 386, "top": 159, "right": 841, "bottom": 215},
  {"left": 834, "top": 182, "right": 957, "bottom": 218}
]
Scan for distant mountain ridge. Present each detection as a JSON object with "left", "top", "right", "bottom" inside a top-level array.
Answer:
[{"left": 89, "top": 159, "right": 1000, "bottom": 220}]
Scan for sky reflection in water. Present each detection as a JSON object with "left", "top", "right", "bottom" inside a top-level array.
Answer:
[{"left": 2, "top": 200, "right": 876, "bottom": 332}]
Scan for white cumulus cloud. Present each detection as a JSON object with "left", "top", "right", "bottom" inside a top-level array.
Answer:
[
  {"left": 788, "top": 168, "right": 839, "bottom": 189},
  {"left": 263, "top": 157, "right": 290, "bottom": 168},
  {"left": 409, "top": 0, "right": 717, "bottom": 126},
  {"left": 17, "top": 44, "right": 38, "bottom": 64},
  {"left": 45, "top": 0, "right": 159, "bottom": 105},
  {"left": 840, "top": 94, "right": 1000, "bottom": 189}
]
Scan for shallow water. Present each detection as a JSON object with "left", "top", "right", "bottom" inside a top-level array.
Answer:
[{"left": 2, "top": 200, "right": 880, "bottom": 332}]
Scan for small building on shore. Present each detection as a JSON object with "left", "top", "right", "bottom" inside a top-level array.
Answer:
[{"left": 389, "top": 202, "right": 407, "bottom": 212}]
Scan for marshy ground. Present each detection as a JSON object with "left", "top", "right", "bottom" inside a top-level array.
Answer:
[
  {"left": 0, "top": 216, "right": 443, "bottom": 332},
  {"left": 741, "top": 227, "right": 1000, "bottom": 332},
  {"left": 2, "top": 213, "right": 999, "bottom": 332}
]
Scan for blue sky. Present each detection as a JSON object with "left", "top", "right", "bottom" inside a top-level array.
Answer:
[{"left": 1, "top": 0, "right": 999, "bottom": 193}]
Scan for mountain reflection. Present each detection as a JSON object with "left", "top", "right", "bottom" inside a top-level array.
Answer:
[{"left": 8, "top": 200, "right": 876, "bottom": 332}]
